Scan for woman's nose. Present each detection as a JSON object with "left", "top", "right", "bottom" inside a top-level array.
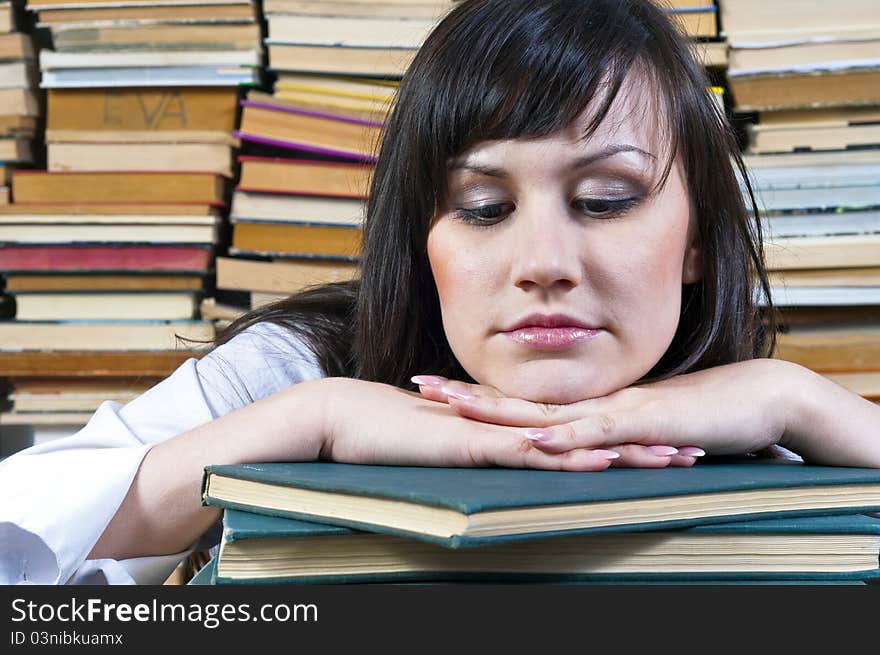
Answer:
[{"left": 510, "top": 203, "right": 584, "bottom": 292}]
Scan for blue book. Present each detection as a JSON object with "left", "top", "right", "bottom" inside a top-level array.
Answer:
[
  {"left": 212, "top": 509, "right": 880, "bottom": 585},
  {"left": 201, "top": 459, "right": 880, "bottom": 548}
]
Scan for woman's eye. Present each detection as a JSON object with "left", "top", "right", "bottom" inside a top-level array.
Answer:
[
  {"left": 454, "top": 202, "right": 515, "bottom": 224},
  {"left": 574, "top": 197, "right": 638, "bottom": 217}
]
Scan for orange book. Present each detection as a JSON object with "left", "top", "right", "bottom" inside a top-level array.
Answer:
[
  {"left": 4, "top": 274, "right": 204, "bottom": 292},
  {"left": 237, "top": 99, "right": 382, "bottom": 160},
  {"left": 216, "top": 256, "right": 357, "bottom": 293},
  {"left": 231, "top": 222, "right": 362, "bottom": 258},
  {"left": 0, "top": 351, "right": 200, "bottom": 377},
  {"left": 11, "top": 171, "right": 226, "bottom": 204},
  {"left": 46, "top": 87, "right": 240, "bottom": 143},
  {"left": 38, "top": 4, "right": 255, "bottom": 23},
  {"left": 0, "top": 202, "right": 220, "bottom": 215},
  {"left": 268, "top": 43, "right": 416, "bottom": 77},
  {"left": 237, "top": 157, "right": 373, "bottom": 197},
  {"left": 729, "top": 68, "right": 880, "bottom": 112},
  {"left": 775, "top": 325, "right": 880, "bottom": 372}
]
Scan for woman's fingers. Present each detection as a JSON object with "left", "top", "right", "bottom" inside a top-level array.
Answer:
[
  {"left": 411, "top": 376, "right": 506, "bottom": 404},
  {"left": 468, "top": 431, "right": 621, "bottom": 472},
  {"left": 668, "top": 455, "right": 698, "bottom": 468},
  {"left": 411, "top": 375, "right": 450, "bottom": 403},
  {"left": 523, "top": 411, "right": 658, "bottom": 452},
  {"left": 409, "top": 375, "right": 708, "bottom": 468},
  {"left": 604, "top": 445, "right": 699, "bottom": 468},
  {"left": 444, "top": 391, "right": 580, "bottom": 427}
]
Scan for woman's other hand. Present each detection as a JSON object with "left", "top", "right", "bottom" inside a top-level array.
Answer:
[
  {"left": 411, "top": 360, "right": 819, "bottom": 466},
  {"left": 411, "top": 376, "right": 705, "bottom": 469}
]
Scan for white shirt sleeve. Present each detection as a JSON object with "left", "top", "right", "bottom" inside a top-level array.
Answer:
[{"left": 0, "top": 322, "right": 324, "bottom": 585}]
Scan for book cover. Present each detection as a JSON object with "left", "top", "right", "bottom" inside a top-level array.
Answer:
[{"left": 202, "top": 460, "right": 880, "bottom": 548}]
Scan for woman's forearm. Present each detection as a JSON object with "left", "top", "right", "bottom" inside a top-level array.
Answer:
[
  {"left": 780, "top": 363, "right": 880, "bottom": 468},
  {"left": 88, "top": 379, "right": 328, "bottom": 560}
]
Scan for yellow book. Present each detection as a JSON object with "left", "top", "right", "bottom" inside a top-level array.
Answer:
[
  {"left": 274, "top": 74, "right": 398, "bottom": 102},
  {"left": 271, "top": 90, "right": 393, "bottom": 118}
]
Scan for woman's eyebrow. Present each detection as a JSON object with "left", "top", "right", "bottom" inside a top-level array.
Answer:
[{"left": 449, "top": 144, "right": 655, "bottom": 176}]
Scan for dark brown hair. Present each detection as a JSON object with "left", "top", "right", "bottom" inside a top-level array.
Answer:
[{"left": 217, "top": 0, "right": 774, "bottom": 387}]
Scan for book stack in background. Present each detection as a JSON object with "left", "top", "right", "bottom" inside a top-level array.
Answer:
[
  {"left": 0, "top": 0, "right": 39, "bottom": 202},
  {"left": 30, "top": 0, "right": 263, "bottom": 174},
  {"left": 718, "top": 0, "right": 880, "bottom": 407},
  {"left": 0, "top": 0, "right": 267, "bottom": 454},
  {"left": 211, "top": 0, "right": 442, "bottom": 318},
  {"left": 194, "top": 460, "right": 880, "bottom": 585},
  {"left": 0, "top": 170, "right": 220, "bottom": 443}
]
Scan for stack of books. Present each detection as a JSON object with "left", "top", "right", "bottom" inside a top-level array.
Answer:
[
  {"left": 0, "top": 169, "right": 217, "bottom": 434},
  {"left": 215, "top": 158, "right": 366, "bottom": 313},
  {"left": 262, "top": 0, "right": 447, "bottom": 80},
  {"left": 0, "top": 0, "right": 268, "bottom": 441},
  {"left": 718, "top": 0, "right": 880, "bottom": 406},
  {"left": 216, "top": 1, "right": 436, "bottom": 314},
  {"left": 31, "top": 0, "right": 262, "bottom": 89},
  {"left": 194, "top": 460, "right": 880, "bottom": 585},
  {"left": 0, "top": 1, "right": 38, "bottom": 201},
  {"left": 29, "top": 0, "right": 261, "bottom": 176}
]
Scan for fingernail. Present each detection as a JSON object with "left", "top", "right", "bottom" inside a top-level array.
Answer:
[
  {"left": 648, "top": 446, "right": 679, "bottom": 456},
  {"left": 411, "top": 375, "right": 445, "bottom": 387},
  {"left": 441, "top": 384, "right": 475, "bottom": 401},
  {"left": 594, "top": 449, "right": 621, "bottom": 460},
  {"left": 676, "top": 446, "right": 706, "bottom": 457},
  {"left": 525, "top": 429, "right": 549, "bottom": 441}
]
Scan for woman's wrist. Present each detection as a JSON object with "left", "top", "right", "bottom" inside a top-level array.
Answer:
[
  {"left": 765, "top": 358, "right": 815, "bottom": 453},
  {"left": 203, "top": 378, "right": 334, "bottom": 465},
  {"left": 773, "top": 359, "right": 880, "bottom": 467}
]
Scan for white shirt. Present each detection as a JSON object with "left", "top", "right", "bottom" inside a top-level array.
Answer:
[{"left": 0, "top": 322, "right": 324, "bottom": 585}]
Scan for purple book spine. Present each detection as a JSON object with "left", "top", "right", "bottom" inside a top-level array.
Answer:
[
  {"left": 233, "top": 131, "right": 378, "bottom": 163},
  {"left": 240, "top": 100, "right": 385, "bottom": 128}
]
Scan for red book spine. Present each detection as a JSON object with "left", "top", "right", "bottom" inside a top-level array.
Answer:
[{"left": 0, "top": 245, "right": 212, "bottom": 272}]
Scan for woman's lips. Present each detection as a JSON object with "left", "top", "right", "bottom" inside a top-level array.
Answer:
[{"left": 503, "top": 326, "right": 602, "bottom": 350}]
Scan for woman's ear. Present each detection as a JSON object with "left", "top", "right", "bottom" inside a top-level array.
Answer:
[{"left": 681, "top": 237, "right": 702, "bottom": 284}]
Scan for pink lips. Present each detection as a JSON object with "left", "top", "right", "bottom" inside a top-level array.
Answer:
[{"left": 502, "top": 314, "right": 602, "bottom": 350}]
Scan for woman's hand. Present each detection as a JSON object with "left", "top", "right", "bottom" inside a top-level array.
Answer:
[
  {"left": 412, "top": 359, "right": 820, "bottom": 466},
  {"left": 308, "top": 377, "right": 621, "bottom": 471}
]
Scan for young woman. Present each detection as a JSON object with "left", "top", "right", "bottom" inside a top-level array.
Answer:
[{"left": 2, "top": 0, "right": 878, "bottom": 585}]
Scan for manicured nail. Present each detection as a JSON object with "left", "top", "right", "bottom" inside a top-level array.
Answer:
[
  {"left": 676, "top": 446, "right": 706, "bottom": 457},
  {"left": 648, "top": 446, "right": 679, "bottom": 456},
  {"left": 441, "top": 384, "right": 475, "bottom": 401},
  {"left": 525, "top": 429, "right": 549, "bottom": 441},
  {"left": 594, "top": 449, "right": 621, "bottom": 460},
  {"left": 411, "top": 375, "right": 445, "bottom": 387}
]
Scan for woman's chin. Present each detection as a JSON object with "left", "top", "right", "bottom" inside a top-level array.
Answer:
[{"left": 492, "top": 378, "right": 626, "bottom": 405}]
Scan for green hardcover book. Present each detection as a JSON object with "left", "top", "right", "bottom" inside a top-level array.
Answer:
[
  {"left": 214, "top": 509, "right": 880, "bottom": 585},
  {"left": 201, "top": 459, "right": 880, "bottom": 548}
]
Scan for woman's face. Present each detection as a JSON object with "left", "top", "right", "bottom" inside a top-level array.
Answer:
[{"left": 427, "top": 92, "right": 701, "bottom": 404}]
